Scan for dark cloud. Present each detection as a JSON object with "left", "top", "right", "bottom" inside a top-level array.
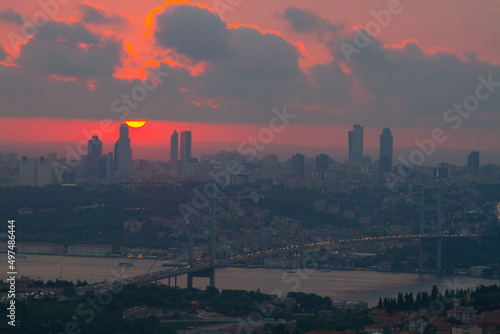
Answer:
[
  {"left": 282, "top": 6, "right": 342, "bottom": 34},
  {"left": 154, "top": 5, "right": 229, "bottom": 61},
  {"left": 0, "top": 45, "right": 7, "bottom": 61},
  {"left": 332, "top": 31, "right": 500, "bottom": 122},
  {"left": 0, "top": 8, "right": 23, "bottom": 25},
  {"left": 200, "top": 25, "right": 311, "bottom": 109},
  {"left": 16, "top": 21, "right": 123, "bottom": 78},
  {"left": 308, "top": 60, "right": 354, "bottom": 107},
  {"left": 153, "top": 5, "right": 315, "bottom": 112},
  {"left": 79, "top": 4, "right": 127, "bottom": 25},
  {"left": 2, "top": 4, "right": 499, "bottom": 132}
]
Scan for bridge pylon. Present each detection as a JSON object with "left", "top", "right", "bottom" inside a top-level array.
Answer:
[{"left": 186, "top": 181, "right": 217, "bottom": 288}]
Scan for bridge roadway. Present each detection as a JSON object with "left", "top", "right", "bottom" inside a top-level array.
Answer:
[{"left": 97, "top": 233, "right": 479, "bottom": 287}]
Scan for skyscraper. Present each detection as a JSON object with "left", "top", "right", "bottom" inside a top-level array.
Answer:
[
  {"left": 467, "top": 150, "right": 479, "bottom": 176},
  {"left": 114, "top": 124, "right": 132, "bottom": 173},
  {"left": 316, "top": 154, "right": 329, "bottom": 172},
  {"left": 36, "top": 156, "right": 53, "bottom": 186},
  {"left": 292, "top": 153, "right": 305, "bottom": 177},
  {"left": 87, "top": 135, "right": 102, "bottom": 178},
  {"left": 170, "top": 130, "right": 179, "bottom": 170},
  {"left": 19, "top": 156, "right": 35, "bottom": 186},
  {"left": 180, "top": 130, "right": 192, "bottom": 166},
  {"left": 348, "top": 124, "right": 363, "bottom": 162},
  {"left": 97, "top": 153, "right": 113, "bottom": 180},
  {"left": 19, "top": 156, "right": 53, "bottom": 186},
  {"left": 379, "top": 128, "right": 393, "bottom": 177}
]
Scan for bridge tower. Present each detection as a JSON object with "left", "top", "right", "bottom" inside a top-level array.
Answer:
[
  {"left": 209, "top": 182, "right": 216, "bottom": 287},
  {"left": 187, "top": 183, "right": 194, "bottom": 288},
  {"left": 187, "top": 181, "right": 217, "bottom": 288},
  {"left": 419, "top": 178, "right": 425, "bottom": 272},
  {"left": 436, "top": 172, "right": 443, "bottom": 272}
]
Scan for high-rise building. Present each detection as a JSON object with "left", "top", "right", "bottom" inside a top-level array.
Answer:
[
  {"left": 263, "top": 154, "right": 278, "bottom": 170},
  {"left": 98, "top": 153, "right": 113, "bottom": 180},
  {"left": 87, "top": 136, "right": 102, "bottom": 178},
  {"left": 180, "top": 130, "right": 192, "bottom": 166},
  {"left": 19, "top": 156, "right": 35, "bottom": 186},
  {"left": 348, "top": 124, "right": 363, "bottom": 162},
  {"left": 36, "top": 156, "right": 53, "bottom": 186},
  {"left": 20, "top": 156, "right": 53, "bottom": 186},
  {"left": 170, "top": 130, "right": 179, "bottom": 170},
  {"left": 61, "top": 167, "right": 76, "bottom": 184},
  {"left": 114, "top": 124, "right": 132, "bottom": 173},
  {"left": 379, "top": 128, "right": 393, "bottom": 177},
  {"left": 467, "top": 150, "right": 479, "bottom": 176},
  {"left": 292, "top": 153, "right": 305, "bottom": 177},
  {"left": 316, "top": 154, "right": 329, "bottom": 172}
]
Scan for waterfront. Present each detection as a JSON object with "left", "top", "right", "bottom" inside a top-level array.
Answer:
[{"left": 1, "top": 255, "right": 496, "bottom": 306}]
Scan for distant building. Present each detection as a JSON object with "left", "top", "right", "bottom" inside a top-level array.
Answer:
[
  {"left": 20, "top": 156, "right": 53, "bottom": 186},
  {"left": 36, "top": 156, "right": 53, "bottom": 186},
  {"left": 379, "top": 128, "right": 393, "bottom": 177},
  {"left": 348, "top": 124, "right": 363, "bottom": 162},
  {"left": 316, "top": 154, "right": 329, "bottom": 172},
  {"left": 67, "top": 244, "right": 112, "bottom": 257},
  {"left": 447, "top": 306, "right": 476, "bottom": 323},
  {"left": 114, "top": 124, "right": 132, "bottom": 173},
  {"left": 180, "top": 130, "right": 192, "bottom": 167},
  {"left": 452, "top": 325, "right": 482, "bottom": 334},
  {"left": 61, "top": 166, "right": 76, "bottom": 184},
  {"left": 19, "top": 156, "right": 35, "bottom": 186},
  {"left": 97, "top": 153, "right": 113, "bottom": 180},
  {"left": 87, "top": 136, "right": 103, "bottom": 178},
  {"left": 263, "top": 154, "right": 278, "bottom": 170},
  {"left": 435, "top": 163, "right": 449, "bottom": 178},
  {"left": 292, "top": 153, "right": 305, "bottom": 177},
  {"left": 170, "top": 130, "right": 179, "bottom": 170},
  {"left": 333, "top": 300, "right": 368, "bottom": 311},
  {"left": 469, "top": 265, "right": 490, "bottom": 277},
  {"left": 17, "top": 242, "right": 65, "bottom": 255},
  {"left": 468, "top": 150, "right": 479, "bottom": 176}
]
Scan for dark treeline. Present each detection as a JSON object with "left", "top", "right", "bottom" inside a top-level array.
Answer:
[{"left": 377, "top": 284, "right": 500, "bottom": 314}]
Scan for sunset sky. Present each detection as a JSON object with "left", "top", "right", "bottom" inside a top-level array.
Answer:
[{"left": 0, "top": 0, "right": 499, "bottom": 163}]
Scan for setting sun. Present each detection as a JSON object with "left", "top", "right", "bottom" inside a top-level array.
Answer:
[{"left": 125, "top": 120, "right": 147, "bottom": 128}]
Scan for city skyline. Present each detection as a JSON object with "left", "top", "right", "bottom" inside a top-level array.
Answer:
[
  {"left": 0, "top": 1, "right": 499, "bottom": 155},
  {"left": 3, "top": 124, "right": 498, "bottom": 166},
  {"left": 2, "top": 1, "right": 500, "bottom": 332}
]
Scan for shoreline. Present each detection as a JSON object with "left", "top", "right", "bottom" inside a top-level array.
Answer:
[{"left": 2, "top": 252, "right": 497, "bottom": 280}]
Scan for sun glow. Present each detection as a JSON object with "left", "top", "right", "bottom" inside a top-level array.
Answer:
[{"left": 125, "top": 120, "right": 147, "bottom": 128}]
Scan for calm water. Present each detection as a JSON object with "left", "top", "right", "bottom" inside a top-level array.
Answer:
[{"left": 2, "top": 254, "right": 497, "bottom": 306}]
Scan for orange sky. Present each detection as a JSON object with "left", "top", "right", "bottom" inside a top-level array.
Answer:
[{"left": 0, "top": 0, "right": 499, "bottom": 160}]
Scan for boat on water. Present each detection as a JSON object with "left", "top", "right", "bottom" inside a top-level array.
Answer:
[
  {"left": 118, "top": 262, "right": 134, "bottom": 267},
  {"left": 320, "top": 269, "right": 331, "bottom": 273},
  {"left": 453, "top": 269, "right": 468, "bottom": 276},
  {"left": 286, "top": 269, "right": 296, "bottom": 273}
]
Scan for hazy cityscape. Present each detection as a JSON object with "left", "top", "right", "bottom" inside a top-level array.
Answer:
[{"left": 1, "top": 0, "right": 500, "bottom": 333}]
